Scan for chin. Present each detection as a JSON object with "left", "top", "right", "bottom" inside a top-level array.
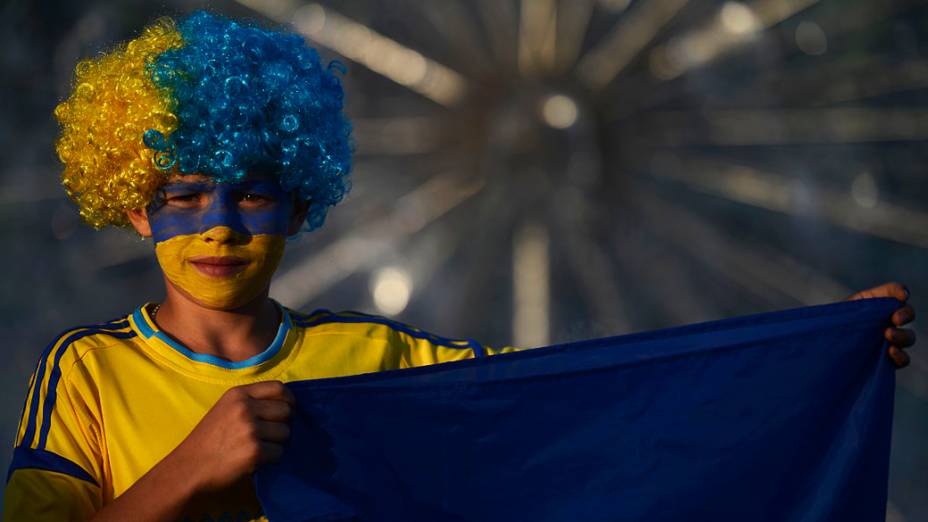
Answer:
[{"left": 165, "top": 276, "right": 272, "bottom": 312}]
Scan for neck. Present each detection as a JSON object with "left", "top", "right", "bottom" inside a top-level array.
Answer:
[{"left": 152, "top": 281, "right": 281, "bottom": 363}]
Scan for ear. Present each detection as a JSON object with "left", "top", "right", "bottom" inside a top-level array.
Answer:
[
  {"left": 288, "top": 198, "right": 311, "bottom": 236},
  {"left": 126, "top": 208, "right": 153, "bottom": 238}
]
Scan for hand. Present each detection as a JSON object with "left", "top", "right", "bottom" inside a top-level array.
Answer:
[
  {"left": 847, "top": 282, "right": 916, "bottom": 369},
  {"left": 174, "top": 380, "right": 294, "bottom": 493},
  {"left": 87, "top": 381, "right": 293, "bottom": 522}
]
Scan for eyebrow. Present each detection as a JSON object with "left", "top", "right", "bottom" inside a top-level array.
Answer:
[
  {"left": 161, "top": 181, "right": 216, "bottom": 193},
  {"left": 235, "top": 179, "right": 286, "bottom": 194}
]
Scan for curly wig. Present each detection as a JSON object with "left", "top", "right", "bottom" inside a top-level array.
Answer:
[{"left": 55, "top": 11, "right": 353, "bottom": 231}]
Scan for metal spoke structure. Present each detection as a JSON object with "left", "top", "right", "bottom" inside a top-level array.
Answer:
[{"left": 232, "top": 0, "right": 925, "bottom": 345}]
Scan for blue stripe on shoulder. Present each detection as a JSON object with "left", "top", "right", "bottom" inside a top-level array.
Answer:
[
  {"left": 37, "top": 328, "right": 136, "bottom": 449},
  {"left": 6, "top": 446, "right": 98, "bottom": 486},
  {"left": 21, "top": 320, "right": 133, "bottom": 452},
  {"left": 293, "top": 311, "right": 485, "bottom": 355},
  {"left": 287, "top": 308, "right": 330, "bottom": 323},
  {"left": 21, "top": 320, "right": 129, "bottom": 451},
  {"left": 14, "top": 372, "right": 37, "bottom": 448}
]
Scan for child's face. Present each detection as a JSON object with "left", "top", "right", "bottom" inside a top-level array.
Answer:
[{"left": 138, "top": 173, "right": 302, "bottom": 309}]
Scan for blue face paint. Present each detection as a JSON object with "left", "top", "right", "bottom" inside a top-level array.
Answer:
[{"left": 148, "top": 178, "right": 294, "bottom": 243}]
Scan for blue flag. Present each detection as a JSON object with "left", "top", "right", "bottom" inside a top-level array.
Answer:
[{"left": 255, "top": 298, "right": 897, "bottom": 521}]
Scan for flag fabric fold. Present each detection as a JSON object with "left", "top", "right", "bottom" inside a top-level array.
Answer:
[{"left": 255, "top": 298, "right": 897, "bottom": 522}]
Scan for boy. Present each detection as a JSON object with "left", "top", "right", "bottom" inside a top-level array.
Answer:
[{"left": 3, "top": 11, "right": 915, "bottom": 522}]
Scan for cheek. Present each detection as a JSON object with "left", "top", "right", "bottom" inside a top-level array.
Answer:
[
  {"left": 153, "top": 234, "right": 196, "bottom": 277},
  {"left": 149, "top": 209, "right": 206, "bottom": 243},
  {"left": 243, "top": 235, "right": 286, "bottom": 275},
  {"left": 239, "top": 203, "right": 293, "bottom": 236},
  {"left": 239, "top": 212, "right": 281, "bottom": 235}
]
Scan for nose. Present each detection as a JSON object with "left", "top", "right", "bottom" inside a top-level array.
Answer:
[
  {"left": 200, "top": 225, "right": 251, "bottom": 245},
  {"left": 201, "top": 225, "right": 236, "bottom": 243},
  {"left": 198, "top": 185, "right": 248, "bottom": 236}
]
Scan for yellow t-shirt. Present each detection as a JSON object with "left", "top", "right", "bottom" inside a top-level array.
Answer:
[{"left": 4, "top": 304, "right": 516, "bottom": 521}]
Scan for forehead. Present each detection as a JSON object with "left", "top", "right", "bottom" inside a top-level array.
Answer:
[
  {"left": 161, "top": 172, "right": 284, "bottom": 189},
  {"left": 165, "top": 173, "right": 213, "bottom": 184}
]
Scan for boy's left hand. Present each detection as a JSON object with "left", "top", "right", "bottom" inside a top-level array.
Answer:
[{"left": 847, "top": 282, "right": 916, "bottom": 368}]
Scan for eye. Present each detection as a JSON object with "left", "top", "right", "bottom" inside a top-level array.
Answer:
[
  {"left": 238, "top": 192, "right": 276, "bottom": 207},
  {"left": 164, "top": 192, "right": 205, "bottom": 208}
]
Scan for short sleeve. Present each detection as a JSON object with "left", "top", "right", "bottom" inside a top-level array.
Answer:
[
  {"left": 4, "top": 335, "right": 104, "bottom": 522},
  {"left": 3, "top": 468, "right": 100, "bottom": 521},
  {"left": 389, "top": 322, "right": 522, "bottom": 368}
]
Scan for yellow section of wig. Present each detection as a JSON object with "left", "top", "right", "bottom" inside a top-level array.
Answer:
[{"left": 54, "top": 18, "right": 183, "bottom": 229}]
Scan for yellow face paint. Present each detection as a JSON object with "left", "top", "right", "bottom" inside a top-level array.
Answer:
[{"left": 154, "top": 226, "right": 285, "bottom": 309}]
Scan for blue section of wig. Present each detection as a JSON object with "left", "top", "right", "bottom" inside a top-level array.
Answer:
[{"left": 146, "top": 11, "right": 352, "bottom": 231}]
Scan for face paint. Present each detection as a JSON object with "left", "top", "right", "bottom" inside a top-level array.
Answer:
[
  {"left": 147, "top": 177, "right": 294, "bottom": 309},
  {"left": 148, "top": 179, "right": 293, "bottom": 241},
  {"left": 155, "top": 229, "right": 285, "bottom": 309}
]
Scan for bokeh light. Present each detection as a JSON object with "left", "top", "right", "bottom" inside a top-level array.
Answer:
[
  {"left": 371, "top": 266, "right": 413, "bottom": 316},
  {"left": 540, "top": 94, "right": 579, "bottom": 129}
]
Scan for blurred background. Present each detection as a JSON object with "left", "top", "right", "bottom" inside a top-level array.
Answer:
[{"left": 2, "top": 0, "right": 926, "bottom": 518}]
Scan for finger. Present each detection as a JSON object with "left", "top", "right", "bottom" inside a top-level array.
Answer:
[
  {"left": 258, "top": 441, "right": 285, "bottom": 465},
  {"left": 885, "top": 327, "right": 916, "bottom": 348},
  {"left": 892, "top": 304, "right": 915, "bottom": 326},
  {"left": 848, "top": 282, "right": 909, "bottom": 302},
  {"left": 888, "top": 346, "right": 910, "bottom": 369},
  {"left": 251, "top": 399, "right": 292, "bottom": 422},
  {"left": 255, "top": 420, "right": 291, "bottom": 442},
  {"left": 255, "top": 421, "right": 290, "bottom": 442},
  {"left": 243, "top": 381, "right": 294, "bottom": 403}
]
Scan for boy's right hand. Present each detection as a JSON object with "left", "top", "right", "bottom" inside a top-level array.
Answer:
[{"left": 175, "top": 380, "right": 294, "bottom": 493}]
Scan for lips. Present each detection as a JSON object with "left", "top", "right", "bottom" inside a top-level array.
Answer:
[{"left": 188, "top": 256, "right": 250, "bottom": 277}]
